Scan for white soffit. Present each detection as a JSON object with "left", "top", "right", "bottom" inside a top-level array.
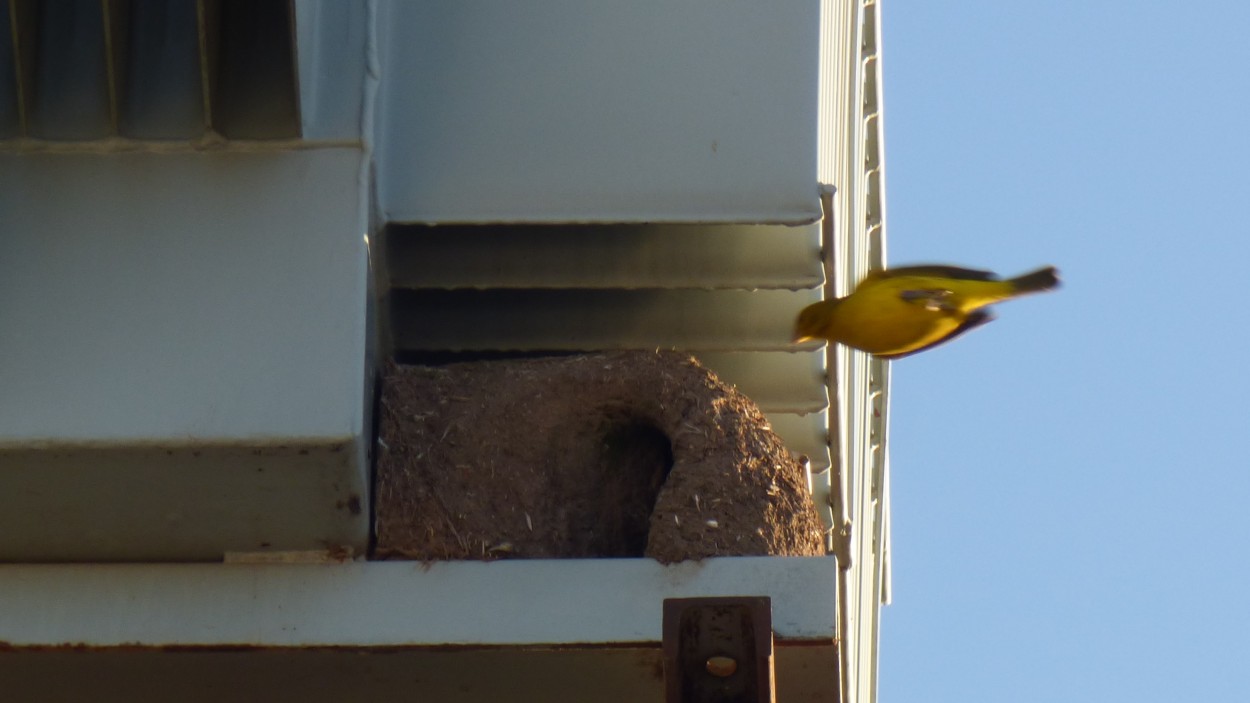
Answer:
[{"left": 375, "top": 0, "right": 822, "bottom": 224}]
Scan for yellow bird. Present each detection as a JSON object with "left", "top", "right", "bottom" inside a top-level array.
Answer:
[{"left": 793, "top": 265, "right": 1060, "bottom": 358}]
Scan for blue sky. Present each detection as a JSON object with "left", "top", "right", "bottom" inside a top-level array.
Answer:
[{"left": 878, "top": 2, "right": 1250, "bottom": 700}]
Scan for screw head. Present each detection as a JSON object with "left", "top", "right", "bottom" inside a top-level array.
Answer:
[{"left": 705, "top": 655, "right": 738, "bottom": 677}]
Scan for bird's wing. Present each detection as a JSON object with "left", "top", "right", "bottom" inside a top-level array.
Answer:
[
  {"left": 870, "top": 265, "right": 1001, "bottom": 282},
  {"left": 898, "top": 288, "right": 956, "bottom": 312},
  {"left": 875, "top": 309, "right": 996, "bottom": 359}
]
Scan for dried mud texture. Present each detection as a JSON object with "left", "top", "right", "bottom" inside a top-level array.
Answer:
[{"left": 374, "top": 350, "right": 825, "bottom": 563}]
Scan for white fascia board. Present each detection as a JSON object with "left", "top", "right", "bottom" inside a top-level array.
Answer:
[{"left": 0, "top": 557, "right": 838, "bottom": 647}]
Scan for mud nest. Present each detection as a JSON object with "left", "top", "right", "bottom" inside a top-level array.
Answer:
[{"left": 373, "top": 350, "right": 825, "bottom": 563}]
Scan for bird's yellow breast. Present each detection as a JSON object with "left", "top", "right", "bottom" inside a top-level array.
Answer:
[{"left": 827, "top": 282, "right": 960, "bottom": 355}]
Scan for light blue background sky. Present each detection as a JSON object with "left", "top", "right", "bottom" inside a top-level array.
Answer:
[{"left": 878, "top": 2, "right": 1249, "bottom": 701}]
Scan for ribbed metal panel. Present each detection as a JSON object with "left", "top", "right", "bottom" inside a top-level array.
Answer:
[
  {"left": 0, "top": 5, "right": 15, "bottom": 137},
  {"left": 765, "top": 411, "right": 831, "bottom": 475},
  {"left": 0, "top": 0, "right": 299, "bottom": 142},
  {"left": 387, "top": 223, "right": 823, "bottom": 291},
  {"left": 390, "top": 288, "right": 819, "bottom": 353},
  {"left": 120, "top": 2, "right": 204, "bottom": 138},
  {"left": 819, "top": 2, "right": 891, "bottom": 703},
  {"left": 207, "top": 0, "right": 300, "bottom": 139},
  {"left": 29, "top": 0, "right": 110, "bottom": 139},
  {"left": 694, "top": 351, "right": 827, "bottom": 415}
]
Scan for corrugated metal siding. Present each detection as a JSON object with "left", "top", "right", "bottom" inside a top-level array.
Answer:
[
  {"left": 386, "top": 224, "right": 823, "bottom": 291},
  {"left": 390, "top": 289, "right": 816, "bottom": 352},
  {"left": 0, "top": 0, "right": 300, "bottom": 141}
]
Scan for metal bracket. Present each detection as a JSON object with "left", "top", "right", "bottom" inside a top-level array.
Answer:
[
  {"left": 828, "top": 518, "right": 854, "bottom": 570},
  {"left": 662, "top": 596, "right": 775, "bottom": 703}
]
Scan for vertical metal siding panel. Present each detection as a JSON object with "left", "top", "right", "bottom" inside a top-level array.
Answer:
[
  {"left": 847, "top": 6, "right": 891, "bottom": 703},
  {"left": 821, "top": 3, "right": 893, "bottom": 703},
  {"left": 30, "top": 0, "right": 111, "bottom": 140},
  {"left": 196, "top": 0, "right": 217, "bottom": 134},
  {"left": 101, "top": 0, "right": 125, "bottom": 135},
  {"left": 8, "top": 0, "right": 36, "bottom": 136},
  {"left": 0, "top": 2, "right": 18, "bottom": 137},
  {"left": 860, "top": 5, "right": 892, "bottom": 702},
  {"left": 819, "top": 0, "right": 854, "bottom": 189},
  {"left": 119, "top": 2, "right": 205, "bottom": 138},
  {"left": 822, "top": 0, "right": 870, "bottom": 292},
  {"left": 821, "top": 6, "right": 867, "bottom": 702},
  {"left": 0, "top": 0, "right": 310, "bottom": 143},
  {"left": 209, "top": 0, "right": 300, "bottom": 139}
]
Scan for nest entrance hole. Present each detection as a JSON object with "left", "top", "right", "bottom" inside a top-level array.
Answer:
[{"left": 592, "top": 420, "right": 674, "bottom": 557}]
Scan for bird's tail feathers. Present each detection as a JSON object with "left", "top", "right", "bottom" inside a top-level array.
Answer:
[{"left": 1008, "top": 266, "right": 1061, "bottom": 295}]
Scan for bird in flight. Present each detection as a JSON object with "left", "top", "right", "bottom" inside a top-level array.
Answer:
[{"left": 793, "top": 264, "right": 1060, "bottom": 358}]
